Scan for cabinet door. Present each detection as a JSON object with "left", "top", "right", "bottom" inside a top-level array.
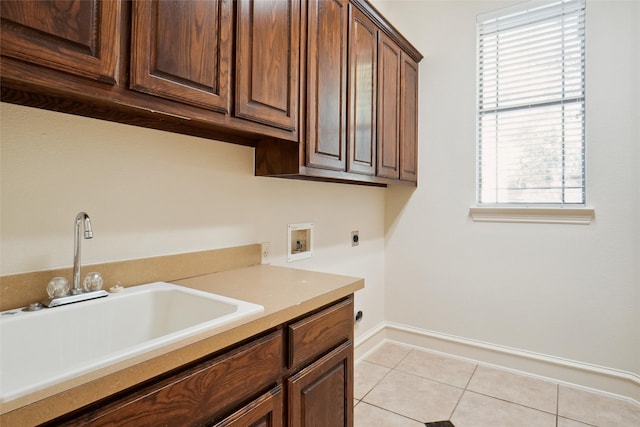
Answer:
[
  {"left": 347, "top": 6, "right": 377, "bottom": 176},
  {"left": 58, "top": 331, "right": 284, "bottom": 427},
  {"left": 376, "top": 32, "right": 401, "bottom": 179},
  {"left": 400, "top": 52, "right": 419, "bottom": 182},
  {"left": 236, "top": 0, "right": 300, "bottom": 132},
  {"left": 287, "top": 341, "right": 353, "bottom": 427},
  {"left": 130, "top": 0, "right": 232, "bottom": 113},
  {"left": 0, "top": 0, "right": 121, "bottom": 83},
  {"left": 306, "top": 0, "right": 349, "bottom": 171},
  {"left": 212, "top": 385, "right": 283, "bottom": 427}
]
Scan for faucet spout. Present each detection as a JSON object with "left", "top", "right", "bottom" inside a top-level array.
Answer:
[{"left": 72, "top": 212, "right": 93, "bottom": 294}]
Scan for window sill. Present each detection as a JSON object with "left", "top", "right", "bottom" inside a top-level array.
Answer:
[{"left": 469, "top": 207, "right": 595, "bottom": 225}]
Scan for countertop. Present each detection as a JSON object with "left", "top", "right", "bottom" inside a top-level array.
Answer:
[{"left": 0, "top": 264, "right": 364, "bottom": 426}]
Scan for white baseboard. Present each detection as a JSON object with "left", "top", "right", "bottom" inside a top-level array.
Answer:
[
  {"left": 354, "top": 321, "right": 387, "bottom": 362},
  {"left": 354, "top": 321, "right": 640, "bottom": 405}
]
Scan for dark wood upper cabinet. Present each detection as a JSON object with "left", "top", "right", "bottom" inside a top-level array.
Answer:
[
  {"left": 400, "top": 52, "right": 419, "bottom": 182},
  {"left": 306, "top": 0, "right": 349, "bottom": 171},
  {"left": 1, "top": 0, "right": 420, "bottom": 187},
  {"left": 130, "top": 0, "right": 232, "bottom": 113},
  {"left": 377, "top": 32, "right": 401, "bottom": 179},
  {"left": 377, "top": 34, "right": 419, "bottom": 183},
  {"left": 347, "top": 6, "right": 377, "bottom": 176},
  {"left": 256, "top": 0, "right": 421, "bottom": 186},
  {"left": 236, "top": 0, "right": 300, "bottom": 133},
  {"left": 0, "top": 0, "right": 121, "bottom": 84}
]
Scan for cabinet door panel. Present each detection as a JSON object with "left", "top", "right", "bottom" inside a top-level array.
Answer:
[
  {"left": 0, "top": 0, "right": 120, "bottom": 83},
  {"left": 236, "top": 0, "right": 299, "bottom": 132},
  {"left": 306, "top": 0, "right": 348, "bottom": 171},
  {"left": 287, "top": 341, "right": 353, "bottom": 427},
  {"left": 400, "top": 52, "right": 419, "bottom": 182},
  {"left": 131, "top": 0, "right": 231, "bottom": 112},
  {"left": 376, "top": 33, "right": 401, "bottom": 179},
  {"left": 347, "top": 6, "right": 377, "bottom": 176},
  {"left": 59, "top": 331, "right": 284, "bottom": 426},
  {"left": 212, "top": 385, "right": 283, "bottom": 427}
]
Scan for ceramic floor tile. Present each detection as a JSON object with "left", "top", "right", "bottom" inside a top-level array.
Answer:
[
  {"left": 364, "top": 341, "right": 412, "bottom": 368},
  {"left": 557, "top": 417, "right": 596, "bottom": 427},
  {"left": 395, "top": 349, "right": 477, "bottom": 388},
  {"left": 354, "top": 402, "right": 424, "bottom": 427},
  {"left": 363, "top": 369, "right": 463, "bottom": 422},
  {"left": 354, "top": 360, "right": 391, "bottom": 399},
  {"left": 467, "top": 365, "right": 558, "bottom": 414},
  {"left": 558, "top": 385, "right": 640, "bottom": 426},
  {"left": 451, "top": 390, "right": 556, "bottom": 427}
]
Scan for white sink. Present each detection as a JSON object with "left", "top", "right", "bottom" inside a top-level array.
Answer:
[{"left": 0, "top": 282, "right": 263, "bottom": 403}]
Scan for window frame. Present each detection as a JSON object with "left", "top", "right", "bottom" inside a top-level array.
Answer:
[{"left": 475, "top": 0, "right": 588, "bottom": 210}]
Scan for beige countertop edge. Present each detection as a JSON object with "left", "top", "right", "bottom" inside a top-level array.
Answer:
[{"left": 0, "top": 264, "right": 364, "bottom": 426}]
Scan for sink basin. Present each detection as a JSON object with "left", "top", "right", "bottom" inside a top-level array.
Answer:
[{"left": 0, "top": 282, "right": 263, "bottom": 403}]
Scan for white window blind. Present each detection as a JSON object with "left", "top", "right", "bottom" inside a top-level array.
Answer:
[{"left": 477, "top": 0, "right": 586, "bottom": 205}]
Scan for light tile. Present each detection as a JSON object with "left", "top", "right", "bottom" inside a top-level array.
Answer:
[
  {"left": 396, "top": 349, "right": 477, "bottom": 388},
  {"left": 467, "top": 365, "right": 558, "bottom": 413},
  {"left": 363, "top": 369, "right": 463, "bottom": 422},
  {"left": 451, "top": 391, "right": 556, "bottom": 427},
  {"left": 354, "top": 399, "right": 359, "bottom": 407},
  {"left": 364, "top": 341, "right": 412, "bottom": 368},
  {"left": 557, "top": 417, "right": 594, "bottom": 427},
  {"left": 558, "top": 385, "right": 640, "bottom": 426},
  {"left": 354, "top": 360, "right": 390, "bottom": 399},
  {"left": 354, "top": 402, "right": 424, "bottom": 427}
]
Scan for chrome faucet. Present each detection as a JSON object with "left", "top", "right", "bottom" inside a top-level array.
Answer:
[
  {"left": 72, "top": 212, "right": 93, "bottom": 295},
  {"left": 40, "top": 212, "right": 108, "bottom": 308}
]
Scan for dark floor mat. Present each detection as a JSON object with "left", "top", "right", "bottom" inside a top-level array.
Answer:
[{"left": 424, "top": 422, "right": 455, "bottom": 427}]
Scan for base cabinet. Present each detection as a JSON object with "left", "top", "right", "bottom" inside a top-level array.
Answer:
[
  {"left": 213, "top": 386, "right": 283, "bottom": 427},
  {"left": 52, "top": 331, "right": 285, "bottom": 427},
  {"left": 288, "top": 342, "right": 354, "bottom": 427},
  {"left": 46, "top": 296, "right": 354, "bottom": 427}
]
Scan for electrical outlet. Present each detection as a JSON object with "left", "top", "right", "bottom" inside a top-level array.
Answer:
[
  {"left": 351, "top": 231, "right": 359, "bottom": 247},
  {"left": 261, "top": 242, "right": 271, "bottom": 264}
]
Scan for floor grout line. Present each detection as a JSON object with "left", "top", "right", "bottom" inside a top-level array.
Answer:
[
  {"left": 448, "top": 364, "right": 478, "bottom": 421},
  {"left": 556, "top": 384, "right": 560, "bottom": 427},
  {"left": 356, "top": 360, "right": 395, "bottom": 403},
  {"left": 356, "top": 400, "right": 426, "bottom": 424},
  {"left": 356, "top": 344, "right": 637, "bottom": 427}
]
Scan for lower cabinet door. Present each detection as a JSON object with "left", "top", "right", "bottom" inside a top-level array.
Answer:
[
  {"left": 53, "top": 331, "right": 284, "bottom": 427},
  {"left": 212, "top": 385, "right": 283, "bottom": 427},
  {"left": 287, "top": 341, "right": 353, "bottom": 427}
]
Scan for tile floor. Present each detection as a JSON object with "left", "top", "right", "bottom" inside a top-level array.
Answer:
[{"left": 354, "top": 342, "right": 640, "bottom": 427}]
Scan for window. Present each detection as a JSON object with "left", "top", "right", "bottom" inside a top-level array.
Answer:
[{"left": 477, "top": 0, "right": 586, "bottom": 205}]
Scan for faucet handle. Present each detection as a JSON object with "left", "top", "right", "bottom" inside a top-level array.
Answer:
[
  {"left": 83, "top": 272, "right": 104, "bottom": 292},
  {"left": 47, "top": 277, "right": 70, "bottom": 298}
]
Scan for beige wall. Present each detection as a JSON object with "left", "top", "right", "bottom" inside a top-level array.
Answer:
[
  {"left": 0, "top": 103, "right": 386, "bottom": 336},
  {"left": 373, "top": 0, "right": 640, "bottom": 383}
]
